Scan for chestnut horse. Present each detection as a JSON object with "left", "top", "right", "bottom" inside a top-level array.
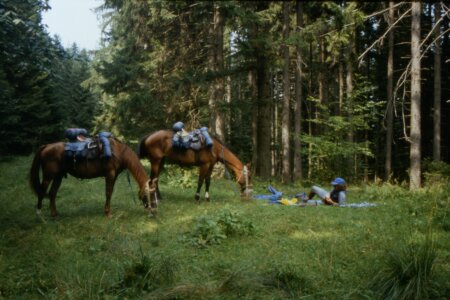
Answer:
[
  {"left": 29, "top": 137, "right": 158, "bottom": 217},
  {"left": 138, "top": 130, "right": 252, "bottom": 201}
]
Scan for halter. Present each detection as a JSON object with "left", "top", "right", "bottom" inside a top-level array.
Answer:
[{"left": 237, "top": 165, "right": 252, "bottom": 197}]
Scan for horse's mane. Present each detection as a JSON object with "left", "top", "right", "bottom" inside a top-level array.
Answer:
[
  {"left": 114, "top": 138, "right": 149, "bottom": 187},
  {"left": 138, "top": 134, "right": 151, "bottom": 158},
  {"left": 211, "top": 134, "right": 225, "bottom": 147}
]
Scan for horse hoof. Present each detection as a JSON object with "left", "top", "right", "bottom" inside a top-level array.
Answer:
[
  {"left": 195, "top": 194, "right": 200, "bottom": 201},
  {"left": 205, "top": 198, "right": 210, "bottom": 202},
  {"left": 36, "top": 209, "right": 42, "bottom": 215}
]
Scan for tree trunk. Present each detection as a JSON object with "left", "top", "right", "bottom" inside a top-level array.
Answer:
[
  {"left": 338, "top": 57, "right": 344, "bottom": 115},
  {"left": 410, "top": 1, "right": 421, "bottom": 190},
  {"left": 281, "top": 2, "right": 291, "bottom": 183},
  {"left": 257, "top": 54, "right": 272, "bottom": 178},
  {"left": 433, "top": 2, "right": 442, "bottom": 162},
  {"left": 346, "top": 33, "right": 354, "bottom": 177},
  {"left": 308, "top": 41, "right": 313, "bottom": 180},
  {"left": 249, "top": 70, "right": 259, "bottom": 174},
  {"left": 293, "top": 0, "right": 303, "bottom": 181},
  {"left": 385, "top": 1, "right": 395, "bottom": 180},
  {"left": 208, "top": 3, "right": 225, "bottom": 140},
  {"left": 319, "top": 38, "right": 325, "bottom": 109}
]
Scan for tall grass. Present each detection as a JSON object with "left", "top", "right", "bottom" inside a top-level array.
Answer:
[
  {"left": 370, "top": 234, "right": 438, "bottom": 300},
  {"left": 0, "top": 156, "right": 449, "bottom": 299}
]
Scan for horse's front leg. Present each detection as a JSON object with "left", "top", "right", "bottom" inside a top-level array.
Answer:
[
  {"left": 204, "top": 166, "right": 214, "bottom": 202},
  {"left": 150, "top": 158, "right": 163, "bottom": 200},
  {"left": 104, "top": 174, "right": 117, "bottom": 218},
  {"left": 47, "top": 176, "right": 63, "bottom": 217},
  {"left": 195, "top": 176, "right": 204, "bottom": 202}
]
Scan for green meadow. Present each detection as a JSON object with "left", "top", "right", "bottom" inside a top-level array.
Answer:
[{"left": 0, "top": 156, "right": 449, "bottom": 299}]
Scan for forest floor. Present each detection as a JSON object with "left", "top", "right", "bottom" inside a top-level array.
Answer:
[{"left": 0, "top": 156, "right": 449, "bottom": 299}]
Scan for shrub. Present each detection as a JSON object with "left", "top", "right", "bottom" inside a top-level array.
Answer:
[
  {"left": 162, "top": 165, "right": 196, "bottom": 189},
  {"left": 184, "top": 209, "right": 255, "bottom": 248},
  {"left": 423, "top": 159, "right": 450, "bottom": 186},
  {"left": 217, "top": 209, "right": 255, "bottom": 237},
  {"left": 185, "top": 215, "right": 227, "bottom": 248}
]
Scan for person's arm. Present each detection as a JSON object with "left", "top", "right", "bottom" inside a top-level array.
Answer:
[
  {"left": 338, "top": 191, "right": 347, "bottom": 206},
  {"left": 323, "top": 196, "right": 339, "bottom": 206}
]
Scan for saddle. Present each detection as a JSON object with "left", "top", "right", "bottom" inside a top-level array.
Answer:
[
  {"left": 64, "top": 129, "right": 112, "bottom": 162},
  {"left": 172, "top": 121, "right": 213, "bottom": 151}
]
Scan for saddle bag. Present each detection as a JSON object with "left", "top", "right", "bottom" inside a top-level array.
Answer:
[{"left": 171, "top": 122, "right": 213, "bottom": 151}]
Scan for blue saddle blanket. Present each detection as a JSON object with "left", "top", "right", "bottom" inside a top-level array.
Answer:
[{"left": 64, "top": 131, "right": 112, "bottom": 160}]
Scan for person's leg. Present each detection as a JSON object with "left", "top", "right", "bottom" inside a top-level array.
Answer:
[{"left": 308, "top": 186, "right": 329, "bottom": 200}]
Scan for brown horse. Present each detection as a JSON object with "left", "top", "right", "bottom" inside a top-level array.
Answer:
[
  {"left": 138, "top": 130, "right": 252, "bottom": 201},
  {"left": 29, "top": 137, "right": 158, "bottom": 217}
]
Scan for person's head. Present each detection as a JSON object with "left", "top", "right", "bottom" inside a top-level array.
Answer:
[{"left": 331, "top": 177, "right": 347, "bottom": 190}]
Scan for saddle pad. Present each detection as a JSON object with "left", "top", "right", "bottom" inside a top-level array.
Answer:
[{"left": 64, "top": 139, "right": 98, "bottom": 160}]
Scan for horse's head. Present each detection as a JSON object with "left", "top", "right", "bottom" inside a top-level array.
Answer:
[
  {"left": 238, "top": 164, "right": 253, "bottom": 198},
  {"left": 139, "top": 178, "right": 158, "bottom": 214}
]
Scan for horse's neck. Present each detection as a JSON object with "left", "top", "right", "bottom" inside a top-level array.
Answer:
[
  {"left": 122, "top": 146, "right": 149, "bottom": 190},
  {"left": 218, "top": 145, "right": 243, "bottom": 177}
]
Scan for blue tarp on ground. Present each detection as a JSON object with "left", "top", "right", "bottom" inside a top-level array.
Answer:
[{"left": 254, "top": 185, "right": 379, "bottom": 208}]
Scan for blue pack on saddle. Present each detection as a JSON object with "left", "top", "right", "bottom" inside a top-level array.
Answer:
[
  {"left": 172, "top": 121, "right": 213, "bottom": 150},
  {"left": 64, "top": 128, "right": 112, "bottom": 161}
]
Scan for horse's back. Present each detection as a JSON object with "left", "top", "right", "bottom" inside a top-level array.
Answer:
[
  {"left": 143, "top": 130, "right": 173, "bottom": 158},
  {"left": 40, "top": 142, "right": 65, "bottom": 161}
]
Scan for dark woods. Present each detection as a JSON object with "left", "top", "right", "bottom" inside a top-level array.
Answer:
[
  {"left": 0, "top": 0, "right": 98, "bottom": 154},
  {"left": 1, "top": 1, "right": 449, "bottom": 188}
]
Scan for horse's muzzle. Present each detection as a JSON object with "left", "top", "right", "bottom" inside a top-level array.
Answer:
[{"left": 241, "top": 186, "right": 253, "bottom": 198}]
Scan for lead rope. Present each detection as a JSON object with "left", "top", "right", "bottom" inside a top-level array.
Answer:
[
  {"left": 221, "top": 146, "right": 240, "bottom": 197},
  {"left": 126, "top": 171, "right": 138, "bottom": 205}
]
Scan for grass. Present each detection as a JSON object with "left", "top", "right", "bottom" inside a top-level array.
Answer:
[{"left": 0, "top": 155, "right": 449, "bottom": 299}]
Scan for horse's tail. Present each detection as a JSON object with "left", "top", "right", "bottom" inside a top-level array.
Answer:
[
  {"left": 138, "top": 135, "right": 149, "bottom": 158},
  {"left": 29, "top": 145, "right": 45, "bottom": 196}
]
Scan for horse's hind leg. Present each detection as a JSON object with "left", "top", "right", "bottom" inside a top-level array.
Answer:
[
  {"left": 195, "top": 164, "right": 210, "bottom": 202},
  {"left": 48, "top": 176, "right": 63, "bottom": 217},
  {"left": 104, "top": 174, "right": 117, "bottom": 218},
  {"left": 36, "top": 179, "right": 51, "bottom": 215}
]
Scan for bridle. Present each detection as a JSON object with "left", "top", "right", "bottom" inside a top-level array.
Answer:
[
  {"left": 221, "top": 145, "right": 252, "bottom": 197},
  {"left": 237, "top": 165, "right": 253, "bottom": 197}
]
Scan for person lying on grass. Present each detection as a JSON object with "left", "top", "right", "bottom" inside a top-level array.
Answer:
[{"left": 301, "top": 177, "right": 347, "bottom": 206}]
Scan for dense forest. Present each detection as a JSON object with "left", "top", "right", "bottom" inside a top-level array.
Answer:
[{"left": 1, "top": 0, "right": 449, "bottom": 189}]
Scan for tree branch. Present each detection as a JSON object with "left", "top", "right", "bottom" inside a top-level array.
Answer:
[{"left": 358, "top": 7, "right": 412, "bottom": 65}]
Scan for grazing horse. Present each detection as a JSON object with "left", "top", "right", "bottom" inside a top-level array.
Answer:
[
  {"left": 29, "top": 137, "right": 158, "bottom": 217},
  {"left": 138, "top": 130, "right": 252, "bottom": 201}
]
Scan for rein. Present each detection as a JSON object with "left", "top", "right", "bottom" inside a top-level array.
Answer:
[{"left": 126, "top": 171, "right": 138, "bottom": 204}]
